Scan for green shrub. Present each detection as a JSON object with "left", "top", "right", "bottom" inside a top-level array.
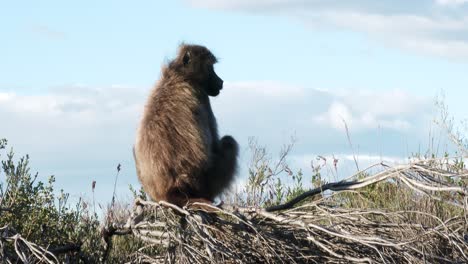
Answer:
[{"left": 0, "top": 139, "right": 102, "bottom": 262}]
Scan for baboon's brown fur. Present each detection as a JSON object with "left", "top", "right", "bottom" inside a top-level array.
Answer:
[{"left": 134, "top": 44, "right": 238, "bottom": 208}]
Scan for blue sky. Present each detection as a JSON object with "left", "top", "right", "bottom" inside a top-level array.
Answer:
[{"left": 1, "top": 0, "right": 467, "bottom": 207}]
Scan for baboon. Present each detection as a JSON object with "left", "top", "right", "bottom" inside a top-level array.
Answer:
[{"left": 134, "top": 44, "right": 238, "bottom": 208}]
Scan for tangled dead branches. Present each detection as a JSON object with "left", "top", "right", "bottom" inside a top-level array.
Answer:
[
  {"left": 0, "top": 225, "right": 58, "bottom": 263},
  {"left": 105, "top": 158, "right": 468, "bottom": 263},
  {"left": 4, "top": 158, "right": 466, "bottom": 263}
]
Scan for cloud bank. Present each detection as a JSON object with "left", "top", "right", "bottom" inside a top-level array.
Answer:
[{"left": 0, "top": 82, "right": 434, "bottom": 204}]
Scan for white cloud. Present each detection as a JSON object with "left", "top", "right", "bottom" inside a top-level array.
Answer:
[
  {"left": 224, "top": 81, "right": 306, "bottom": 98},
  {"left": 1, "top": 83, "right": 431, "bottom": 158},
  {"left": 0, "top": 92, "right": 13, "bottom": 102},
  {"left": 342, "top": 154, "right": 404, "bottom": 164},
  {"left": 219, "top": 83, "right": 432, "bottom": 134},
  {"left": 436, "top": 0, "right": 468, "bottom": 6},
  {"left": 186, "top": 0, "right": 468, "bottom": 59},
  {"left": 0, "top": 82, "right": 434, "bottom": 204},
  {"left": 315, "top": 101, "right": 353, "bottom": 131},
  {"left": 319, "top": 11, "right": 468, "bottom": 58},
  {"left": 0, "top": 85, "right": 147, "bottom": 205},
  {"left": 313, "top": 89, "right": 428, "bottom": 132}
]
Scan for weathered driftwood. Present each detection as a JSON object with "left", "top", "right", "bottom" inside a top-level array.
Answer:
[{"left": 105, "top": 158, "right": 468, "bottom": 263}]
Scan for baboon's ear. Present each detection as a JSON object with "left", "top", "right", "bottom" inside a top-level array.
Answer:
[{"left": 182, "top": 51, "right": 191, "bottom": 66}]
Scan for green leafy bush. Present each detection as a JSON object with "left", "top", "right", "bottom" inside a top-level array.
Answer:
[{"left": 0, "top": 139, "right": 102, "bottom": 262}]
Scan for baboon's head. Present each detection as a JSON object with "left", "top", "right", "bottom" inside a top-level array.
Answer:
[{"left": 170, "top": 44, "right": 224, "bottom": 96}]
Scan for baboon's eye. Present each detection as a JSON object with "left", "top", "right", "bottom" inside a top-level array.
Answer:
[{"left": 183, "top": 51, "right": 191, "bottom": 66}]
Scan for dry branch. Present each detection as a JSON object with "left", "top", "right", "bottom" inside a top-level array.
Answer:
[
  {"left": 106, "top": 158, "right": 468, "bottom": 263},
  {"left": 266, "top": 161, "right": 467, "bottom": 212},
  {"left": 0, "top": 225, "right": 58, "bottom": 263}
]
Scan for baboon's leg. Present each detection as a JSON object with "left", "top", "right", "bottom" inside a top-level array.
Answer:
[
  {"left": 206, "top": 135, "right": 239, "bottom": 199},
  {"left": 165, "top": 188, "right": 217, "bottom": 212}
]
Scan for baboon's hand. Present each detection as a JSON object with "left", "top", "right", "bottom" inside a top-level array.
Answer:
[{"left": 220, "top": 135, "right": 238, "bottom": 152}]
